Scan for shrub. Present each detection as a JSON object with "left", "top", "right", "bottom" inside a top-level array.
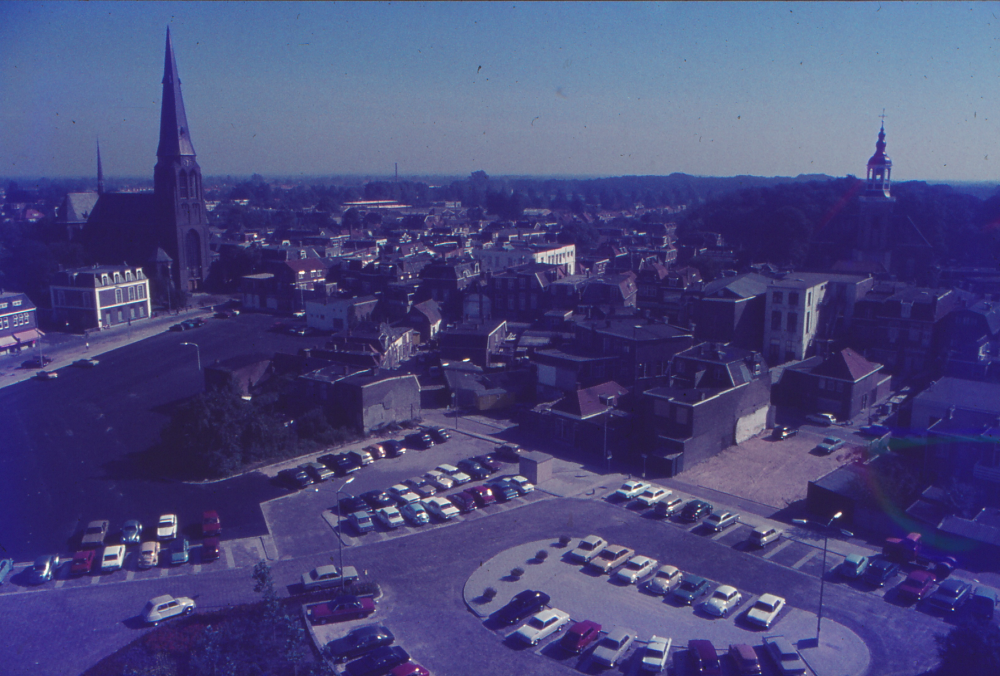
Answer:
[
  {"left": 535, "top": 549, "right": 549, "bottom": 561},
  {"left": 558, "top": 535, "right": 572, "bottom": 546},
  {"left": 511, "top": 567, "right": 525, "bottom": 578},
  {"left": 483, "top": 587, "right": 497, "bottom": 600}
]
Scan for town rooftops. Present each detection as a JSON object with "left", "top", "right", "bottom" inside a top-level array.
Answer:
[
  {"left": 914, "top": 377, "right": 1000, "bottom": 415},
  {"left": 551, "top": 381, "right": 629, "bottom": 419},
  {"left": 806, "top": 348, "right": 882, "bottom": 382}
]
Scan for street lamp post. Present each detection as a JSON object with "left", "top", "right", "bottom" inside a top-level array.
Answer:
[
  {"left": 793, "top": 511, "right": 852, "bottom": 645},
  {"left": 600, "top": 394, "right": 615, "bottom": 474},
  {"left": 641, "top": 453, "right": 648, "bottom": 479},
  {"left": 337, "top": 476, "right": 355, "bottom": 593},
  {"left": 180, "top": 342, "right": 201, "bottom": 370}
]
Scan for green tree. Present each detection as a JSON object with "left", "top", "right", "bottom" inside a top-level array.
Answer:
[{"left": 936, "top": 617, "right": 1000, "bottom": 675}]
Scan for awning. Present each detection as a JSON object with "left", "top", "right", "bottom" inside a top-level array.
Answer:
[
  {"left": 0, "top": 335, "right": 16, "bottom": 348},
  {"left": 13, "top": 329, "right": 41, "bottom": 343}
]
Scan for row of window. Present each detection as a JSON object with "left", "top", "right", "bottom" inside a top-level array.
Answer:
[
  {"left": 99, "top": 270, "right": 143, "bottom": 286},
  {"left": 0, "top": 298, "right": 24, "bottom": 310},
  {"left": 112, "top": 285, "right": 147, "bottom": 306},
  {"left": 770, "top": 310, "right": 813, "bottom": 333},
  {"left": 1, "top": 312, "right": 32, "bottom": 330},
  {"left": 103, "top": 305, "right": 147, "bottom": 325},
  {"left": 772, "top": 290, "right": 815, "bottom": 306}
]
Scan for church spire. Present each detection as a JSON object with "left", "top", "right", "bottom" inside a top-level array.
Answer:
[
  {"left": 96, "top": 137, "right": 104, "bottom": 195},
  {"left": 156, "top": 27, "right": 196, "bottom": 158}
]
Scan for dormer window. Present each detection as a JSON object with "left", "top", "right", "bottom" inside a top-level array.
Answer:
[
  {"left": 12, "top": 300, "right": 21, "bottom": 307},
  {"left": 125, "top": 271, "right": 133, "bottom": 282},
  {"left": 102, "top": 275, "right": 109, "bottom": 286},
  {"left": 114, "top": 273, "right": 122, "bottom": 284}
]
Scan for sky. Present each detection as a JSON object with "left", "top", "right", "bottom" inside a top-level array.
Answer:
[{"left": 1, "top": 1, "right": 998, "bottom": 182}]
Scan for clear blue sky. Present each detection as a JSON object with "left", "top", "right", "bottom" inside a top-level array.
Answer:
[{"left": 2, "top": 1, "right": 998, "bottom": 182}]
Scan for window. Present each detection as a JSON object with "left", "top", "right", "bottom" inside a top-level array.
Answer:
[
  {"left": 771, "top": 311, "right": 782, "bottom": 331},
  {"left": 101, "top": 275, "right": 109, "bottom": 286},
  {"left": 901, "top": 302, "right": 912, "bottom": 319},
  {"left": 139, "top": 306, "right": 146, "bottom": 317},
  {"left": 56, "top": 291, "right": 66, "bottom": 306},
  {"left": 114, "top": 273, "right": 122, "bottom": 284},
  {"left": 12, "top": 299, "right": 21, "bottom": 307},
  {"left": 772, "top": 291, "right": 783, "bottom": 304},
  {"left": 807, "top": 291, "right": 812, "bottom": 305},
  {"left": 138, "top": 285, "right": 146, "bottom": 299},
  {"left": 806, "top": 312, "right": 811, "bottom": 332},
  {"left": 130, "top": 307, "right": 136, "bottom": 319},
  {"left": 117, "top": 310, "right": 123, "bottom": 323},
  {"left": 787, "top": 312, "right": 798, "bottom": 332},
  {"left": 128, "top": 286, "right": 136, "bottom": 301},
  {"left": 115, "top": 289, "right": 123, "bottom": 304},
  {"left": 789, "top": 292, "right": 800, "bottom": 305},
  {"left": 125, "top": 271, "right": 133, "bottom": 282}
]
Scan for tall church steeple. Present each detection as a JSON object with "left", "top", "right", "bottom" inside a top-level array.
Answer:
[
  {"left": 96, "top": 137, "right": 104, "bottom": 196},
  {"left": 856, "top": 119, "right": 896, "bottom": 255},
  {"left": 865, "top": 121, "right": 892, "bottom": 198},
  {"left": 157, "top": 27, "right": 197, "bottom": 159}
]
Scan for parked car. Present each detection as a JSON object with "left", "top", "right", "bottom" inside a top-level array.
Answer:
[
  {"left": 496, "top": 443, "right": 523, "bottom": 461},
  {"left": 143, "top": 594, "right": 196, "bottom": 625},
  {"left": 157, "top": 514, "right": 178, "bottom": 540},
  {"left": 592, "top": 626, "right": 636, "bottom": 667},
  {"left": 750, "top": 526, "right": 781, "bottom": 548},
  {"left": 569, "top": 534, "right": 608, "bottom": 563},
  {"left": 102, "top": 544, "right": 127, "bottom": 572},
  {"left": 121, "top": 519, "right": 143, "bottom": 544},
  {"left": 806, "top": 412, "right": 837, "bottom": 426},
  {"left": 387, "top": 484, "right": 420, "bottom": 505},
  {"left": 305, "top": 461, "right": 335, "bottom": 482},
  {"left": 703, "top": 585, "right": 742, "bottom": 617},
  {"left": 22, "top": 355, "right": 53, "bottom": 368},
  {"left": 704, "top": 511, "right": 739, "bottom": 532},
  {"left": 613, "top": 480, "right": 649, "bottom": 500},
  {"left": 467, "top": 485, "right": 497, "bottom": 507},
  {"left": 969, "top": 586, "right": 997, "bottom": 620},
  {"left": 364, "top": 443, "right": 387, "bottom": 460},
  {"left": 400, "top": 501, "right": 430, "bottom": 526},
  {"left": 863, "top": 558, "right": 900, "bottom": 587},
  {"left": 347, "top": 449, "right": 374, "bottom": 467},
  {"left": 646, "top": 565, "right": 683, "bottom": 595},
  {"left": 816, "top": 436, "right": 846, "bottom": 454},
  {"left": 81, "top": 520, "right": 110, "bottom": 548},
  {"left": 348, "top": 511, "right": 375, "bottom": 535},
  {"left": 588, "top": 544, "right": 635, "bottom": 574},
  {"left": 636, "top": 486, "right": 671, "bottom": 507},
  {"left": 689, "top": 639, "right": 723, "bottom": 675},
  {"left": 487, "top": 478, "right": 518, "bottom": 502},
  {"left": 382, "top": 439, "right": 406, "bottom": 457},
  {"left": 389, "top": 664, "right": 429, "bottom": 676},
  {"left": 513, "top": 607, "right": 571, "bottom": 645},
  {"left": 404, "top": 432, "right": 434, "bottom": 449},
  {"left": 70, "top": 550, "right": 96, "bottom": 575},
  {"left": 860, "top": 424, "right": 891, "bottom": 437},
  {"left": 139, "top": 541, "right": 160, "bottom": 569},
  {"left": 510, "top": 475, "right": 535, "bottom": 494},
  {"left": 838, "top": 554, "right": 869, "bottom": 579},
  {"left": 642, "top": 635, "right": 672, "bottom": 673},
  {"left": 681, "top": 500, "right": 714, "bottom": 522},
  {"left": 898, "top": 569, "right": 937, "bottom": 602},
  {"left": 340, "top": 495, "right": 372, "bottom": 516},
  {"left": 326, "top": 625, "right": 395, "bottom": 662},
  {"left": 345, "top": 646, "right": 410, "bottom": 676},
  {"left": 202, "top": 510, "right": 221, "bottom": 538},
  {"left": 0, "top": 558, "right": 14, "bottom": 585},
  {"left": 362, "top": 490, "right": 394, "bottom": 510},
  {"left": 772, "top": 425, "right": 797, "bottom": 440},
  {"left": 449, "top": 491, "right": 478, "bottom": 513},
  {"left": 474, "top": 454, "right": 504, "bottom": 473},
  {"left": 34, "top": 370, "right": 58, "bottom": 380},
  {"left": 279, "top": 467, "right": 313, "bottom": 489},
  {"left": 654, "top": 496, "right": 684, "bottom": 518},
  {"left": 457, "top": 458, "right": 491, "bottom": 480},
  {"left": 672, "top": 574, "right": 712, "bottom": 605},
  {"left": 746, "top": 593, "right": 785, "bottom": 627},
  {"left": 30, "top": 555, "right": 60, "bottom": 584},
  {"left": 375, "top": 506, "right": 405, "bottom": 530},
  {"left": 561, "top": 620, "right": 601, "bottom": 654},
  {"left": 424, "top": 426, "right": 451, "bottom": 443},
  {"left": 424, "top": 496, "right": 460, "bottom": 521},
  {"left": 728, "top": 643, "right": 763, "bottom": 675},
  {"left": 764, "top": 635, "right": 807, "bottom": 675},
  {"left": 301, "top": 564, "right": 359, "bottom": 592},
  {"left": 169, "top": 537, "right": 190, "bottom": 565},
  {"left": 307, "top": 595, "right": 376, "bottom": 625},
  {"left": 928, "top": 578, "right": 973, "bottom": 612},
  {"left": 495, "top": 589, "right": 550, "bottom": 626},
  {"left": 73, "top": 358, "right": 100, "bottom": 367},
  {"left": 615, "top": 555, "right": 658, "bottom": 584},
  {"left": 202, "top": 536, "right": 220, "bottom": 562},
  {"left": 423, "top": 470, "right": 454, "bottom": 491},
  {"left": 435, "top": 464, "right": 471, "bottom": 485}
]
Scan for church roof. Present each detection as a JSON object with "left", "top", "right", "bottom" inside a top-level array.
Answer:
[
  {"left": 157, "top": 28, "right": 196, "bottom": 158},
  {"left": 61, "top": 192, "right": 99, "bottom": 223},
  {"left": 87, "top": 192, "right": 157, "bottom": 226},
  {"left": 867, "top": 123, "right": 891, "bottom": 167}
]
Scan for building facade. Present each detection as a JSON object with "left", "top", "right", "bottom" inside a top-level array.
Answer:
[
  {"left": 0, "top": 291, "right": 41, "bottom": 354},
  {"left": 764, "top": 273, "right": 828, "bottom": 364},
  {"left": 50, "top": 265, "right": 152, "bottom": 331}
]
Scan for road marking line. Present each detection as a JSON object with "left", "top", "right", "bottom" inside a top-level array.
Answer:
[
  {"left": 55, "top": 579, "right": 65, "bottom": 588},
  {"left": 91, "top": 575, "right": 101, "bottom": 585},
  {"left": 160, "top": 567, "right": 170, "bottom": 577},
  {"left": 762, "top": 539, "right": 794, "bottom": 560},
  {"left": 192, "top": 564, "right": 201, "bottom": 574},
  {"left": 791, "top": 549, "right": 818, "bottom": 569},
  {"left": 126, "top": 571, "right": 135, "bottom": 582},
  {"left": 224, "top": 543, "right": 236, "bottom": 569},
  {"left": 711, "top": 529, "right": 730, "bottom": 541}
]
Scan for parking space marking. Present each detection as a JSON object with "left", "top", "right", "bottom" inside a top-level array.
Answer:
[
  {"left": 55, "top": 579, "right": 65, "bottom": 588},
  {"left": 711, "top": 528, "right": 734, "bottom": 541},
  {"left": 762, "top": 539, "right": 794, "bottom": 560},
  {"left": 224, "top": 542, "right": 236, "bottom": 568},
  {"left": 126, "top": 570, "right": 135, "bottom": 582},
  {"left": 192, "top": 564, "right": 201, "bottom": 574},
  {"left": 791, "top": 549, "right": 818, "bottom": 569},
  {"left": 90, "top": 575, "right": 101, "bottom": 585},
  {"left": 159, "top": 567, "right": 169, "bottom": 577}
]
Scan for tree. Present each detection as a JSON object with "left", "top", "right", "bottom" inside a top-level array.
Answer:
[{"left": 935, "top": 617, "right": 1000, "bottom": 675}]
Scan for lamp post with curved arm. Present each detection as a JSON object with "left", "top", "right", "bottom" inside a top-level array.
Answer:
[
  {"left": 793, "top": 511, "right": 852, "bottom": 645},
  {"left": 337, "top": 476, "right": 355, "bottom": 592},
  {"left": 180, "top": 342, "right": 201, "bottom": 370}
]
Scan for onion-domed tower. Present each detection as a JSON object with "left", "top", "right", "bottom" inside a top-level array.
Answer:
[{"left": 856, "top": 122, "right": 895, "bottom": 254}]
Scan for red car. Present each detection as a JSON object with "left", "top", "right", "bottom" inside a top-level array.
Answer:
[
  {"left": 307, "top": 595, "right": 377, "bottom": 625},
  {"left": 467, "top": 486, "right": 496, "bottom": 508},
  {"left": 449, "top": 492, "right": 478, "bottom": 513},
  {"left": 390, "top": 664, "right": 429, "bottom": 676},
  {"left": 202, "top": 510, "right": 221, "bottom": 538},
  {"left": 70, "top": 550, "right": 95, "bottom": 576},
  {"left": 898, "top": 569, "right": 937, "bottom": 602},
  {"left": 202, "top": 536, "right": 221, "bottom": 562},
  {"left": 561, "top": 620, "right": 602, "bottom": 654}
]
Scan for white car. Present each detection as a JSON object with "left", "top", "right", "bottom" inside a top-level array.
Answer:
[
  {"left": 704, "top": 511, "right": 739, "bottom": 532},
  {"left": 588, "top": 544, "right": 634, "bottom": 574},
  {"left": 143, "top": 594, "right": 196, "bottom": 625},
  {"left": 101, "top": 544, "right": 126, "bottom": 572},
  {"left": 636, "top": 486, "right": 671, "bottom": 507},
  {"left": 646, "top": 565, "right": 683, "bottom": 595},
  {"left": 513, "top": 607, "right": 571, "bottom": 645},
  {"left": 569, "top": 535, "right": 608, "bottom": 563},
  {"left": 425, "top": 496, "right": 460, "bottom": 520},
  {"left": 511, "top": 475, "right": 535, "bottom": 494},
  {"left": 156, "top": 514, "right": 178, "bottom": 540},
  {"left": 424, "top": 470, "right": 454, "bottom": 490},
  {"left": 703, "top": 585, "right": 742, "bottom": 617},
  {"left": 138, "top": 541, "right": 160, "bottom": 569},
  {"left": 375, "top": 506, "right": 404, "bottom": 529},
  {"left": 301, "top": 564, "right": 359, "bottom": 591},
  {"left": 436, "top": 464, "right": 471, "bottom": 485},
  {"left": 806, "top": 412, "right": 837, "bottom": 426},
  {"left": 747, "top": 593, "right": 785, "bottom": 627},
  {"left": 388, "top": 484, "right": 420, "bottom": 505},
  {"left": 613, "top": 480, "right": 649, "bottom": 500},
  {"left": 642, "top": 635, "right": 672, "bottom": 673},
  {"left": 615, "top": 555, "right": 658, "bottom": 584},
  {"left": 400, "top": 501, "right": 430, "bottom": 526}
]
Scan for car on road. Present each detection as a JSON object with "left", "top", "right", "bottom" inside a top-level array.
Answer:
[
  {"left": 34, "top": 370, "right": 59, "bottom": 380},
  {"left": 278, "top": 467, "right": 313, "bottom": 489},
  {"left": 81, "top": 519, "right": 110, "bottom": 548},
  {"left": 928, "top": 578, "right": 973, "bottom": 612},
  {"left": 73, "top": 358, "right": 100, "bottom": 367},
  {"left": 642, "top": 635, "right": 672, "bottom": 673},
  {"left": 457, "top": 458, "right": 491, "bottom": 480},
  {"left": 592, "top": 626, "right": 636, "bottom": 667},
  {"left": 728, "top": 643, "right": 763, "bottom": 675},
  {"left": 764, "top": 635, "right": 807, "bottom": 675},
  {"left": 771, "top": 425, "right": 797, "bottom": 440},
  {"left": 746, "top": 593, "right": 785, "bottom": 627},
  {"left": 474, "top": 454, "right": 504, "bottom": 473},
  {"left": 806, "top": 412, "right": 837, "bottom": 426},
  {"left": 681, "top": 500, "right": 714, "bottom": 523},
  {"left": 30, "top": 555, "right": 60, "bottom": 584},
  {"left": 307, "top": 595, "right": 376, "bottom": 625},
  {"left": 615, "top": 555, "right": 658, "bottom": 584},
  {"left": 424, "top": 496, "right": 460, "bottom": 521},
  {"left": 654, "top": 496, "right": 685, "bottom": 518},
  {"left": 400, "top": 501, "right": 430, "bottom": 526},
  {"left": 510, "top": 475, "right": 535, "bottom": 494},
  {"left": 404, "top": 432, "right": 434, "bottom": 450},
  {"left": 646, "top": 565, "right": 683, "bottom": 595},
  {"left": 688, "top": 639, "right": 723, "bottom": 675},
  {"left": 449, "top": 491, "right": 478, "bottom": 514},
  {"left": 898, "top": 569, "right": 937, "bottom": 602},
  {"left": 0, "top": 558, "right": 13, "bottom": 584},
  {"left": 863, "top": 558, "right": 900, "bottom": 587},
  {"left": 569, "top": 534, "right": 608, "bottom": 563},
  {"left": 382, "top": 439, "right": 406, "bottom": 457},
  {"left": 70, "top": 550, "right": 96, "bottom": 575},
  {"left": 326, "top": 625, "right": 396, "bottom": 662},
  {"left": 202, "top": 536, "right": 220, "bottom": 562},
  {"left": 749, "top": 526, "right": 781, "bottom": 548},
  {"left": 169, "top": 322, "right": 189, "bottom": 331},
  {"left": 22, "top": 355, "right": 53, "bottom": 368},
  {"left": 387, "top": 484, "right": 420, "bottom": 505},
  {"left": 348, "top": 511, "right": 375, "bottom": 535},
  {"left": 157, "top": 514, "right": 178, "bottom": 540},
  {"left": 304, "top": 461, "right": 335, "bottom": 482},
  {"left": 467, "top": 485, "right": 497, "bottom": 508},
  {"left": 495, "top": 589, "right": 550, "bottom": 626},
  {"left": 301, "top": 564, "right": 360, "bottom": 592},
  {"left": 514, "top": 607, "right": 571, "bottom": 645},
  {"left": 838, "top": 554, "right": 869, "bottom": 579},
  {"left": 362, "top": 490, "right": 395, "bottom": 510},
  {"left": 102, "top": 544, "right": 126, "bottom": 572},
  {"left": 636, "top": 485, "right": 671, "bottom": 507},
  {"left": 435, "top": 464, "right": 471, "bottom": 485},
  {"left": 375, "top": 506, "right": 405, "bottom": 530},
  {"left": 121, "top": 519, "right": 143, "bottom": 544},
  {"left": 672, "top": 574, "right": 711, "bottom": 605},
  {"left": 201, "top": 510, "right": 221, "bottom": 537},
  {"left": 561, "top": 620, "right": 601, "bottom": 654},
  {"left": 487, "top": 478, "right": 519, "bottom": 502},
  {"left": 143, "top": 594, "right": 196, "bottom": 625},
  {"left": 704, "top": 511, "right": 739, "bottom": 532},
  {"left": 703, "top": 585, "right": 742, "bottom": 617},
  {"left": 816, "top": 436, "right": 846, "bottom": 454},
  {"left": 169, "top": 537, "right": 190, "bottom": 565},
  {"left": 345, "top": 645, "right": 410, "bottom": 676},
  {"left": 423, "top": 470, "right": 455, "bottom": 490},
  {"left": 139, "top": 541, "right": 160, "bottom": 569},
  {"left": 613, "top": 480, "right": 649, "bottom": 500},
  {"left": 588, "top": 544, "right": 635, "bottom": 574}
]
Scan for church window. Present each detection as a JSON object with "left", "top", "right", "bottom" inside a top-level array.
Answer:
[
  {"left": 901, "top": 302, "right": 912, "bottom": 319},
  {"left": 57, "top": 291, "right": 66, "bottom": 306},
  {"left": 183, "top": 204, "right": 191, "bottom": 223},
  {"left": 179, "top": 170, "right": 189, "bottom": 198}
]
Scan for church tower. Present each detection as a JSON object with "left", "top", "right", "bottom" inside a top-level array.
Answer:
[
  {"left": 855, "top": 122, "right": 895, "bottom": 255},
  {"left": 153, "top": 28, "right": 211, "bottom": 293}
]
